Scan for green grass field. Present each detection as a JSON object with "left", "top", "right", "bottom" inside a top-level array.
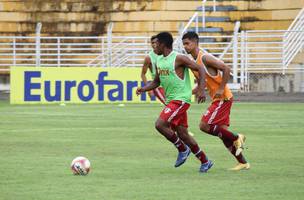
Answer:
[{"left": 0, "top": 101, "right": 304, "bottom": 200}]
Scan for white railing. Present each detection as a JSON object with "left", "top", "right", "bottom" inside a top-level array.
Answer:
[
  {"left": 232, "top": 21, "right": 241, "bottom": 83},
  {"left": 35, "top": 22, "right": 42, "bottom": 67},
  {"left": 0, "top": 36, "right": 104, "bottom": 67},
  {"left": 0, "top": 36, "right": 150, "bottom": 68},
  {"left": 242, "top": 30, "right": 284, "bottom": 71},
  {"left": 202, "top": 0, "right": 217, "bottom": 28},
  {"left": 239, "top": 30, "right": 285, "bottom": 90},
  {"left": 283, "top": 8, "right": 304, "bottom": 68},
  {"left": 1, "top": 32, "right": 238, "bottom": 69},
  {"left": 177, "top": 0, "right": 217, "bottom": 34},
  {"left": 107, "top": 37, "right": 150, "bottom": 67},
  {"left": 182, "top": 12, "right": 199, "bottom": 35},
  {"left": 174, "top": 12, "right": 199, "bottom": 52},
  {"left": 87, "top": 23, "right": 151, "bottom": 68},
  {"left": 1, "top": 31, "right": 302, "bottom": 67},
  {"left": 239, "top": 29, "right": 304, "bottom": 91},
  {"left": 87, "top": 37, "right": 129, "bottom": 67},
  {"left": 1, "top": 26, "right": 303, "bottom": 93}
]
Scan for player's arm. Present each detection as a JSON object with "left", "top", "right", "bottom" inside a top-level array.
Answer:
[
  {"left": 202, "top": 54, "right": 230, "bottom": 98},
  {"left": 136, "top": 68, "right": 160, "bottom": 95},
  {"left": 176, "top": 55, "right": 206, "bottom": 103},
  {"left": 141, "top": 56, "right": 154, "bottom": 97},
  {"left": 141, "top": 56, "right": 151, "bottom": 85}
]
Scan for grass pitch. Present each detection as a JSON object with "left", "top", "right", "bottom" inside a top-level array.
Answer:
[{"left": 0, "top": 101, "right": 303, "bottom": 200}]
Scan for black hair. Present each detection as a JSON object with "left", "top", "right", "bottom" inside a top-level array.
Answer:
[
  {"left": 182, "top": 31, "right": 199, "bottom": 43},
  {"left": 156, "top": 32, "right": 173, "bottom": 49},
  {"left": 150, "top": 35, "right": 157, "bottom": 41}
]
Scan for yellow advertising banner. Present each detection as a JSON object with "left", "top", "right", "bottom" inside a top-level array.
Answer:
[{"left": 10, "top": 67, "right": 161, "bottom": 104}]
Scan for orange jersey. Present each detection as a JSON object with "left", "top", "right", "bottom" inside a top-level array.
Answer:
[{"left": 191, "top": 50, "right": 233, "bottom": 101}]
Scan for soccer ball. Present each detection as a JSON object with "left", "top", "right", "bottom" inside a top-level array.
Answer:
[{"left": 70, "top": 156, "right": 91, "bottom": 175}]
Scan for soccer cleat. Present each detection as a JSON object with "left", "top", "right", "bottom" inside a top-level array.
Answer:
[
  {"left": 229, "top": 163, "right": 250, "bottom": 171},
  {"left": 199, "top": 160, "right": 213, "bottom": 173},
  {"left": 174, "top": 146, "right": 191, "bottom": 168},
  {"left": 234, "top": 134, "right": 246, "bottom": 156}
]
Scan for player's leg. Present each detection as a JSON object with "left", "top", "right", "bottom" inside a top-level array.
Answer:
[
  {"left": 220, "top": 125, "right": 250, "bottom": 170},
  {"left": 199, "top": 100, "right": 221, "bottom": 136},
  {"left": 155, "top": 118, "right": 187, "bottom": 153},
  {"left": 155, "top": 101, "right": 190, "bottom": 167},
  {"left": 175, "top": 125, "right": 213, "bottom": 172},
  {"left": 209, "top": 100, "right": 246, "bottom": 156},
  {"left": 200, "top": 100, "right": 245, "bottom": 155},
  {"left": 200, "top": 121, "right": 247, "bottom": 162},
  {"left": 171, "top": 105, "right": 213, "bottom": 172},
  {"left": 156, "top": 101, "right": 193, "bottom": 167},
  {"left": 155, "top": 121, "right": 191, "bottom": 168},
  {"left": 200, "top": 116, "right": 239, "bottom": 144},
  {"left": 200, "top": 121, "right": 248, "bottom": 170},
  {"left": 199, "top": 120, "right": 216, "bottom": 136},
  {"left": 176, "top": 125, "right": 208, "bottom": 163}
]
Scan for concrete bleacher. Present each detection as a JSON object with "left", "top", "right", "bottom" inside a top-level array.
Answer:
[
  {"left": 0, "top": 0, "right": 303, "bottom": 75},
  {"left": 0, "top": 0, "right": 302, "bottom": 36},
  {"left": 0, "top": 0, "right": 108, "bottom": 36},
  {"left": 109, "top": 0, "right": 303, "bottom": 35}
]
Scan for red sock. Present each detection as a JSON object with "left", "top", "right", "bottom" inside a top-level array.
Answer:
[
  {"left": 168, "top": 134, "right": 186, "bottom": 152},
  {"left": 222, "top": 138, "right": 247, "bottom": 164},
  {"left": 209, "top": 125, "right": 238, "bottom": 142},
  {"left": 190, "top": 144, "right": 208, "bottom": 164}
]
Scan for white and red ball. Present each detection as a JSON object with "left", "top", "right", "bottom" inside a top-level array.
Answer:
[{"left": 71, "top": 156, "right": 91, "bottom": 175}]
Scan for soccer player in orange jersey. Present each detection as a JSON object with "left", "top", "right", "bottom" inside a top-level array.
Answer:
[{"left": 182, "top": 32, "right": 250, "bottom": 171}]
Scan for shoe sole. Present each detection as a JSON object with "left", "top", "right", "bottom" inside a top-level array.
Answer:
[{"left": 229, "top": 165, "right": 250, "bottom": 171}]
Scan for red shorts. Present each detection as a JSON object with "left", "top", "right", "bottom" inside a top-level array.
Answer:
[
  {"left": 153, "top": 87, "right": 166, "bottom": 105},
  {"left": 160, "top": 100, "right": 190, "bottom": 129},
  {"left": 202, "top": 99, "right": 233, "bottom": 126}
]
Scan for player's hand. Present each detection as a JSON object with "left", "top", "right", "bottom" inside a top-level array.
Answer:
[
  {"left": 196, "top": 89, "right": 206, "bottom": 104},
  {"left": 214, "top": 88, "right": 224, "bottom": 99},
  {"left": 148, "top": 90, "right": 154, "bottom": 98},
  {"left": 136, "top": 87, "right": 144, "bottom": 96}
]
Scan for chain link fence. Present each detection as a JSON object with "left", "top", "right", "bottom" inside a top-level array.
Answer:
[{"left": 248, "top": 70, "right": 304, "bottom": 93}]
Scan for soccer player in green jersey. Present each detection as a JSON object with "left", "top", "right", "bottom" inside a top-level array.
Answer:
[
  {"left": 141, "top": 35, "right": 166, "bottom": 104},
  {"left": 137, "top": 32, "right": 213, "bottom": 173}
]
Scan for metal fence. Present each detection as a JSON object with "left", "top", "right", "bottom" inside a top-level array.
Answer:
[
  {"left": 1, "top": 7, "right": 304, "bottom": 93},
  {"left": 283, "top": 8, "right": 304, "bottom": 68},
  {"left": 239, "top": 6, "right": 304, "bottom": 92},
  {"left": 0, "top": 35, "right": 152, "bottom": 68},
  {"left": 247, "top": 71, "right": 304, "bottom": 93},
  {"left": 1, "top": 30, "right": 303, "bottom": 92}
]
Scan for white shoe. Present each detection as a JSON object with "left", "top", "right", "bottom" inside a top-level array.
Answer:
[{"left": 229, "top": 163, "right": 250, "bottom": 171}]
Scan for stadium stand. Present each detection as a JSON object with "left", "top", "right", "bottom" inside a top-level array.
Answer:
[
  {"left": 0, "top": 0, "right": 302, "bottom": 36},
  {"left": 0, "top": 0, "right": 303, "bottom": 92}
]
